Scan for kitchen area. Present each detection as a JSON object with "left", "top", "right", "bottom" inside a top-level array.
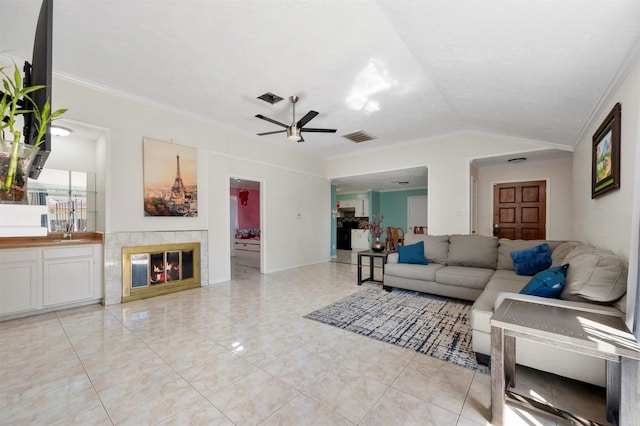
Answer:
[{"left": 336, "top": 197, "right": 371, "bottom": 251}]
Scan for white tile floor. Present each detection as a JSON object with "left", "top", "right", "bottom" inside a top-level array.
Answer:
[{"left": 0, "top": 261, "right": 611, "bottom": 425}]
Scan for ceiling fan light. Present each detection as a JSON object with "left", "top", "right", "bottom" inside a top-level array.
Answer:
[{"left": 286, "top": 127, "right": 301, "bottom": 141}]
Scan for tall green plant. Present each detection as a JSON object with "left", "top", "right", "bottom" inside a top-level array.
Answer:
[{"left": 1, "top": 64, "right": 66, "bottom": 192}]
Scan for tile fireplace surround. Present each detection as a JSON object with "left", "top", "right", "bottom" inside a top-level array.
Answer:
[{"left": 104, "top": 231, "right": 209, "bottom": 305}]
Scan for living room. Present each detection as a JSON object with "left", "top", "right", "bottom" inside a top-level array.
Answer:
[{"left": 1, "top": 0, "right": 639, "bottom": 424}]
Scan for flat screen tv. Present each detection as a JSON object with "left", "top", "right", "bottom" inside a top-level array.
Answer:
[{"left": 24, "top": 0, "right": 53, "bottom": 179}]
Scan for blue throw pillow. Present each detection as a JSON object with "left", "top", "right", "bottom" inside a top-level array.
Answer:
[
  {"left": 519, "top": 264, "right": 569, "bottom": 298},
  {"left": 397, "top": 241, "right": 428, "bottom": 265},
  {"left": 511, "top": 243, "right": 552, "bottom": 276}
]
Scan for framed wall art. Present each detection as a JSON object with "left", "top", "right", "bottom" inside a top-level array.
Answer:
[
  {"left": 143, "top": 138, "right": 198, "bottom": 216},
  {"left": 592, "top": 103, "right": 621, "bottom": 199}
]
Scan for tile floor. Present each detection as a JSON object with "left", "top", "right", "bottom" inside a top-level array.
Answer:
[{"left": 0, "top": 261, "right": 612, "bottom": 425}]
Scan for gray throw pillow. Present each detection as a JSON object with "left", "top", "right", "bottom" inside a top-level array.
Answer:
[
  {"left": 560, "top": 250, "right": 627, "bottom": 303},
  {"left": 404, "top": 234, "right": 449, "bottom": 264},
  {"left": 447, "top": 234, "right": 498, "bottom": 269}
]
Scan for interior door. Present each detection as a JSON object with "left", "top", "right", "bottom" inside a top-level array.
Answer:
[
  {"left": 493, "top": 180, "right": 546, "bottom": 240},
  {"left": 408, "top": 196, "right": 428, "bottom": 234}
]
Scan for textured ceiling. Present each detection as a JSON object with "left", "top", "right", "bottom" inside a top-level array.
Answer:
[{"left": 1, "top": 0, "right": 639, "bottom": 164}]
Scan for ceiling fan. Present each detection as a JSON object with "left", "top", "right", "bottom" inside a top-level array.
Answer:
[{"left": 255, "top": 96, "right": 337, "bottom": 142}]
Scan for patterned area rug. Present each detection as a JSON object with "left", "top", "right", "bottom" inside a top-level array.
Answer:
[{"left": 304, "top": 287, "right": 490, "bottom": 374}]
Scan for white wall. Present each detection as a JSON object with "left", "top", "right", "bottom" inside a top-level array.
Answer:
[
  {"left": 573, "top": 63, "right": 639, "bottom": 258},
  {"left": 475, "top": 157, "right": 573, "bottom": 240},
  {"left": 328, "top": 132, "right": 557, "bottom": 235},
  {"left": 572, "top": 61, "right": 640, "bottom": 326},
  {"left": 52, "top": 77, "right": 331, "bottom": 283},
  {"left": 208, "top": 153, "right": 331, "bottom": 282}
]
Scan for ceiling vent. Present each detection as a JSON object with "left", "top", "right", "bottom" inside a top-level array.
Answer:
[
  {"left": 257, "top": 92, "right": 284, "bottom": 105},
  {"left": 342, "top": 131, "right": 377, "bottom": 143}
]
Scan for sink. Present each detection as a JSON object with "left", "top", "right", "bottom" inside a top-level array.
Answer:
[{"left": 52, "top": 238, "right": 92, "bottom": 243}]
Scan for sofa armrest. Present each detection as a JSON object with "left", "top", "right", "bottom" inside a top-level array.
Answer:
[
  {"left": 494, "top": 292, "right": 624, "bottom": 318},
  {"left": 387, "top": 252, "right": 399, "bottom": 263}
]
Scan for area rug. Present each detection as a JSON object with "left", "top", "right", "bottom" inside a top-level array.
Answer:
[{"left": 304, "top": 287, "right": 490, "bottom": 374}]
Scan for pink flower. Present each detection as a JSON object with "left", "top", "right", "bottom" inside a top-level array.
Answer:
[{"left": 367, "top": 215, "right": 384, "bottom": 238}]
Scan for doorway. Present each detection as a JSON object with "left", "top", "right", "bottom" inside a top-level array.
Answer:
[
  {"left": 493, "top": 180, "right": 546, "bottom": 240},
  {"left": 230, "top": 178, "right": 262, "bottom": 273},
  {"left": 407, "top": 195, "right": 428, "bottom": 234}
]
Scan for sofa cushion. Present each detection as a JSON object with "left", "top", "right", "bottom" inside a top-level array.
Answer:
[
  {"left": 560, "top": 250, "right": 627, "bottom": 303},
  {"left": 447, "top": 234, "right": 498, "bottom": 269},
  {"left": 435, "top": 266, "right": 494, "bottom": 290},
  {"left": 511, "top": 243, "right": 552, "bottom": 276},
  {"left": 471, "top": 279, "right": 526, "bottom": 334},
  {"left": 520, "top": 264, "right": 568, "bottom": 298},
  {"left": 397, "top": 241, "right": 428, "bottom": 265},
  {"left": 490, "top": 269, "right": 531, "bottom": 284},
  {"left": 385, "top": 262, "right": 445, "bottom": 281},
  {"left": 404, "top": 234, "right": 449, "bottom": 264}
]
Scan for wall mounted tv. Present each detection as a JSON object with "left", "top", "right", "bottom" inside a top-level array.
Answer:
[{"left": 24, "top": 0, "right": 54, "bottom": 179}]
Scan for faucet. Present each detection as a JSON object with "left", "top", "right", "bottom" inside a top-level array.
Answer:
[{"left": 64, "top": 206, "right": 75, "bottom": 240}]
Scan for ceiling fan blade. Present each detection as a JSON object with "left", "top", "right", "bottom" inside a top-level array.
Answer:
[
  {"left": 257, "top": 130, "right": 286, "bottom": 136},
  {"left": 255, "top": 114, "right": 288, "bottom": 128},
  {"left": 298, "top": 135, "right": 305, "bottom": 143},
  {"left": 300, "top": 128, "right": 337, "bottom": 133},
  {"left": 296, "top": 111, "right": 319, "bottom": 128}
]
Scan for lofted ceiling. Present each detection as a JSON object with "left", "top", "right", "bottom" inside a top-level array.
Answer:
[{"left": 1, "top": 1, "right": 639, "bottom": 171}]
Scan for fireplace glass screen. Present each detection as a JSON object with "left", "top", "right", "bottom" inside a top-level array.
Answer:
[
  {"left": 122, "top": 242, "right": 200, "bottom": 302},
  {"left": 131, "top": 254, "right": 149, "bottom": 288}
]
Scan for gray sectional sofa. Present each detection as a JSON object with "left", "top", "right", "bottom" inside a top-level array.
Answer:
[{"left": 383, "top": 233, "right": 628, "bottom": 386}]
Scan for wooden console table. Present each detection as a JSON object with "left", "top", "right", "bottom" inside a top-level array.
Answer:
[
  {"left": 357, "top": 250, "right": 388, "bottom": 285},
  {"left": 491, "top": 298, "right": 640, "bottom": 426}
]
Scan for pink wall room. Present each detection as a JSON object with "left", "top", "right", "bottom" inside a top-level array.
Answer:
[{"left": 231, "top": 187, "right": 260, "bottom": 229}]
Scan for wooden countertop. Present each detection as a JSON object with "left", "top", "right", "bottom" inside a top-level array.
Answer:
[{"left": 0, "top": 232, "right": 104, "bottom": 249}]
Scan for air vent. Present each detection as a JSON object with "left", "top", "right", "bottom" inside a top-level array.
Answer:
[
  {"left": 342, "top": 131, "right": 377, "bottom": 143},
  {"left": 257, "top": 92, "right": 284, "bottom": 105}
]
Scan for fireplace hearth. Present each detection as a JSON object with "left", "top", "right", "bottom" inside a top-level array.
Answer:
[{"left": 122, "top": 242, "right": 200, "bottom": 302}]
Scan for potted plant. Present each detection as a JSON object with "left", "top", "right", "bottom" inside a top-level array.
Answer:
[{"left": 1, "top": 64, "right": 66, "bottom": 203}]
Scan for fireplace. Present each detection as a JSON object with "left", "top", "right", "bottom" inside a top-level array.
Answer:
[{"left": 122, "top": 242, "right": 200, "bottom": 302}]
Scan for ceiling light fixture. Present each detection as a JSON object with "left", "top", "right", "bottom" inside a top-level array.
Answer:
[
  {"left": 50, "top": 125, "right": 72, "bottom": 137},
  {"left": 286, "top": 126, "right": 301, "bottom": 141},
  {"left": 507, "top": 157, "right": 527, "bottom": 164}
]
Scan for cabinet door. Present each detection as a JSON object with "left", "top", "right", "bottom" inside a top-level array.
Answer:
[
  {"left": 361, "top": 199, "right": 370, "bottom": 217},
  {"left": 0, "top": 249, "right": 39, "bottom": 315},
  {"left": 43, "top": 246, "right": 95, "bottom": 306},
  {"left": 351, "top": 230, "right": 370, "bottom": 250}
]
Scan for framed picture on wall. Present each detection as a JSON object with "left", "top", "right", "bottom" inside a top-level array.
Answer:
[
  {"left": 591, "top": 103, "right": 621, "bottom": 199},
  {"left": 143, "top": 138, "right": 198, "bottom": 216}
]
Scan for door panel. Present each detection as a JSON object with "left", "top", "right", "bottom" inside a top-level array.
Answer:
[{"left": 493, "top": 181, "right": 546, "bottom": 240}]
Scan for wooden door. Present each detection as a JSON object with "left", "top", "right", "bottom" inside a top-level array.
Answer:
[{"left": 493, "top": 181, "right": 546, "bottom": 240}]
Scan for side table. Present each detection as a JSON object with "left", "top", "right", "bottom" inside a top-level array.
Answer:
[
  {"left": 357, "top": 250, "right": 389, "bottom": 285},
  {"left": 491, "top": 298, "right": 640, "bottom": 426}
]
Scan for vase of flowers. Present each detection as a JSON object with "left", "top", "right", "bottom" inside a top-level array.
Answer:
[
  {"left": 367, "top": 214, "right": 386, "bottom": 252},
  {"left": 1, "top": 64, "right": 66, "bottom": 203}
]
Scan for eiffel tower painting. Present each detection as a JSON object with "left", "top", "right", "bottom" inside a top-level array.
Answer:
[{"left": 142, "top": 138, "right": 198, "bottom": 217}]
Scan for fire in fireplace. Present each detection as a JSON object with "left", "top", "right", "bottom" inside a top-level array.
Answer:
[{"left": 122, "top": 242, "right": 200, "bottom": 302}]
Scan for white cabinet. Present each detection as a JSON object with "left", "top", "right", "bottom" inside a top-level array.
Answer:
[
  {"left": 359, "top": 199, "right": 370, "bottom": 217},
  {"left": 340, "top": 198, "right": 369, "bottom": 217},
  {"left": 0, "top": 248, "right": 39, "bottom": 316},
  {"left": 351, "top": 229, "right": 370, "bottom": 250},
  {"left": 0, "top": 244, "right": 103, "bottom": 320},
  {"left": 340, "top": 199, "right": 356, "bottom": 208},
  {"left": 43, "top": 245, "right": 99, "bottom": 307}
]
